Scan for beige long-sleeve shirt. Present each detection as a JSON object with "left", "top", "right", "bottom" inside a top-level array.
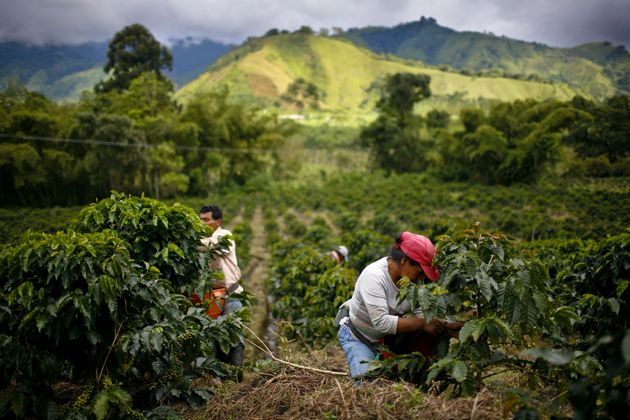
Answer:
[{"left": 201, "top": 226, "right": 243, "bottom": 294}]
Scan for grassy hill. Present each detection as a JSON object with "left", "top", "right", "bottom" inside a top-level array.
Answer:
[
  {"left": 0, "top": 41, "right": 107, "bottom": 102},
  {"left": 340, "top": 17, "right": 624, "bottom": 99},
  {"left": 175, "top": 32, "right": 578, "bottom": 120},
  {"left": 569, "top": 42, "right": 630, "bottom": 94}
]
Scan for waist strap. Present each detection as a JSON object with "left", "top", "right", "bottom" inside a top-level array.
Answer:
[
  {"left": 226, "top": 282, "right": 241, "bottom": 295},
  {"left": 347, "top": 318, "right": 379, "bottom": 354}
]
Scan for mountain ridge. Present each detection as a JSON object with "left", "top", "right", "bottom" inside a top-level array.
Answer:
[
  {"left": 1, "top": 17, "right": 626, "bottom": 103},
  {"left": 174, "top": 32, "right": 577, "bottom": 121},
  {"left": 0, "top": 38, "right": 233, "bottom": 101},
  {"left": 339, "top": 17, "right": 628, "bottom": 97}
]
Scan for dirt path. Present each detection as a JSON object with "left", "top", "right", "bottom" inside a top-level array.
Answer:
[{"left": 240, "top": 206, "right": 270, "bottom": 360}]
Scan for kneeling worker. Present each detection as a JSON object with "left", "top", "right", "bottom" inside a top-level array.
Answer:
[{"left": 337, "top": 231, "right": 462, "bottom": 378}]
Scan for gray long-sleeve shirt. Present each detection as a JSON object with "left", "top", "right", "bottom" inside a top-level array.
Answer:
[{"left": 346, "top": 257, "right": 423, "bottom": 342}]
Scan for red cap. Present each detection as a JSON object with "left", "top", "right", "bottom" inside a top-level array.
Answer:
[{"left": 399, "top": 231, "right": 440, "bottom": 281}]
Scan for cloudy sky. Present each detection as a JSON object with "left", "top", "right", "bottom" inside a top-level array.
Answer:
[{"left": 1, "top": 0, "right": 628, "bottom": 49}]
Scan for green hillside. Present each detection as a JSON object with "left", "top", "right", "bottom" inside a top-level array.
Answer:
[
  {"left": 340, "top": 17, "right": 624, "bottom": 98},
  {"left": 28, "top": 67, "right": 105, "bottom": 102},
  {"left": 0, "top": 41, "right": 108, "bottom": 102},
  {"left": 0, "top": 39, "right": 232, "bottom": 101},
  {"left": 175, "top": 33, "right": 578, "bottom": 119},
  {"left": 569, "top": 42, "right": 630, "bottom": 94}
]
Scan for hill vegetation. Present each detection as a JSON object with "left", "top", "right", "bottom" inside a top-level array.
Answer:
[
  {"left": 340, "top": 17, "right": 628, "bottom": 98},
  {"left": 2, "top": 17, "right": 627, "bottom": 107},
  {"left": 175, "top": 32, "right": 577, "bottom": 120}
]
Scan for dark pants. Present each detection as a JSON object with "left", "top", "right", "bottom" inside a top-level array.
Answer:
[{"left": 383, "top": 331, "right": 438, "bottom": 358}]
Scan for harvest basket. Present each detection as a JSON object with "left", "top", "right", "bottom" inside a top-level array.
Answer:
[{"left": 203, "top": 288, "right": 226, "bottom": 318}]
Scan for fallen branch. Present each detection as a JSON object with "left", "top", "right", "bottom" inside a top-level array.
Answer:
[{"left": 242, "top": 324, "right": 348, "bottom": 376}]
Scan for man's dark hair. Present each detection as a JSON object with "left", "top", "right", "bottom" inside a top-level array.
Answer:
[{"left": 200, "top": 205, "right": 222, "bottom": 220}]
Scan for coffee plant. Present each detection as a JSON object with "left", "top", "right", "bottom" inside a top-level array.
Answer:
[
  {"left": 0, "top": 194, "right": 246, "bottom": 418},
  {"left": 73, "top": 192, "right": 211, "bottom": 292},
  {"left": 553, "top": 231, "right": 630, "bottom": 344},
  {"left": 386, "top": 223, "right": 576, "bottom": 394}
]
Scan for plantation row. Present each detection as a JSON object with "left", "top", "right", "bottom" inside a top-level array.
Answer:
[
  {"left": 254, "top": 179, "right": 629, "bottom": 418},
  {"left": 264, "top": 224, "right": 628, "bottom": 417},
  {"left": 3, "top": 174, "right": 629, "bottom": 246},
  {"left": 2, "top": 172, "right": 629, "bottom": 418}
]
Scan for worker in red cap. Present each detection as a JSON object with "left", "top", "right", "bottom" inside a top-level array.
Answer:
[{"left": 335, "top": 231, "right": 462, "bottom": 379}]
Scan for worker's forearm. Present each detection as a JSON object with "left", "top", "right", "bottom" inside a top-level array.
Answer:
[{"left": 396, "top": 316, "right": 425, "bottom": 333}]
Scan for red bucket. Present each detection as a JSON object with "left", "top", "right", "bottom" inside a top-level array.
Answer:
[{"left": 203, "top": 288, "right": 226, "bottom": 319}]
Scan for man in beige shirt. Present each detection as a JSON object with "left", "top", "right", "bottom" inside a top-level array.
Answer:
[
  {"left": 199, "top": 205, "right": 245, "bottom": 370},
  {"left": 200, "top": 206, "right": 243, "bottom": 294}
]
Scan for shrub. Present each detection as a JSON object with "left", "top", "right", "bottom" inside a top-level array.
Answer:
[{"left": 0, "top": 194, "right": 245, "bottom": 418}]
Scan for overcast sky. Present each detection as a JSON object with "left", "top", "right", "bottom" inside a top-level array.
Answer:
[{"left": 1, "top": 0, "right": 628, "bottom": 49}]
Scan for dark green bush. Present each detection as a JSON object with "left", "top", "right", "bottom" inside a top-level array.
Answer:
[{"left": 0, "top": 194, "right": 245, "bottom": 418}]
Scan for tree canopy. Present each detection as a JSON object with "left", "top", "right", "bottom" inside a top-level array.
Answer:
[
  {"left": 96, "top": 23, "right": 173, "bottom": 93},
  {"left": 360, "top": 73, "right": 432, "bottom": 173}
]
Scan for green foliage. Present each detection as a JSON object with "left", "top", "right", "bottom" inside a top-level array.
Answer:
[
  {"left": 0, "top": 143, "right": 45, "bottom": 189},
  {"left": 360, "top": 72, "right": 432, "bottom": 173},
  {"left": 376, "top": 73, "right": 431, "bottom": 120},
  {"left": 391, "top": 223, "right": 574, "bottom": 392},
  {"left": 281, "top": 77, "right": 322, "bottom": 110},
  {"left": 567, "top": 95, "right": 630, "bottom": 163},
  {"left": 428, "top": 97, "right": 618, "bottom": 185},
  {"left": 0, "top": 206, "right": 81, "bottom": 244},
  {"left": 425, "top": 109, "right": 450, "bottom": 130},
  {"left": 73, "top": 192, "right": 208, "bottom": 291},
  {"left": 180, "top": 87, "right": 291, "bottom": 188},
  {"left": 301, "top": 266, "right": 357, "bottom": 342},
  {"left": 552, "top": 232, "right": 630, "bottom": 343},
  {"left": 0, "top": 193, "right": 246, "bottom": 418},
  {"left": 265, "top": 206, "right": 358, "bottom": 343},
  {"left": 528, "top": 328, "right": 630, "bottom": 419},
  {"left": 96, "top": 24, "right": 173, "bottom": 93},
  {"left": 82, "top": 114, "right": 148, "bottom": 194}
]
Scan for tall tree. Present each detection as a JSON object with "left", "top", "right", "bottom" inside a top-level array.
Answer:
[
  {"left": 96, "top": 23, "right": 173, "bottom": 93},
  {"left": 376, "top": 73, "right": 431, "bottom": 124},
  {"left": 360, "top": 73, "right": 432, "bottom": 173}
]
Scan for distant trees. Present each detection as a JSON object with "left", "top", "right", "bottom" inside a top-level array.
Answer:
[
  {"left": 567, "top": 95, "right": 630, "bottom": 162},
  {"left": 96, "top": 23, "right": 173, "bottom": 93},
  {"left": 0, "top": 75, "right": 290, "bottom": 206},
  {"left": 356, "top": 72, "right": 629, "bottom": 184},
  {"left": 376, "top": 73, "right": 431, "bottom": 123},
  {"left": 281, "top": 78, "right": 321, "bottom": 110},
  {"left": 426, "top": 109, "right": 450, "bottom": 130},
  {"left": 296, "top": 26, "right": 315, "bottom": 35},
  {"left": 180, "top": 87, "right": 291, "bottom": 189}
]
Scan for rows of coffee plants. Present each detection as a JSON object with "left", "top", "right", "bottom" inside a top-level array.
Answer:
[
  {"left": 262, "top": 204, "right": 358, "bottom": 345},
  {"left": 1, "top": 173, "right": 628, "bottom": 417},
  {"left": 269, "top": 174, "right": 630, "bottom": 241},
  {"left": 0, "top": 193, "right": 248, "bottom": 418},
  {"left": 257, "top": 176, "right": 628, "bottom": 418}
]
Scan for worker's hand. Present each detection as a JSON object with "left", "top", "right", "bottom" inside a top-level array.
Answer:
[
  {"left": 446, "top": 321, "right": 464, "bottom": 330},
  {"left": 446, "top": 321, "right": 464, "bottom": 339},
  {"left": 423, "top": 319, "right": 446, "bottom": 336}
]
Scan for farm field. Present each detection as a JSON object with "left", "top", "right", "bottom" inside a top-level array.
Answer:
[
  {"left": 2, "top": 173, "right": 629, "bottom": 418},
  {"left": 2, "top": 11, "right": 629, "bottom": 418}
]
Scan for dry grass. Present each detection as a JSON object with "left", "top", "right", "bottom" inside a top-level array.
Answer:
[{"left": 184, "top": 346, "right": 509, "bottom": 420}]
